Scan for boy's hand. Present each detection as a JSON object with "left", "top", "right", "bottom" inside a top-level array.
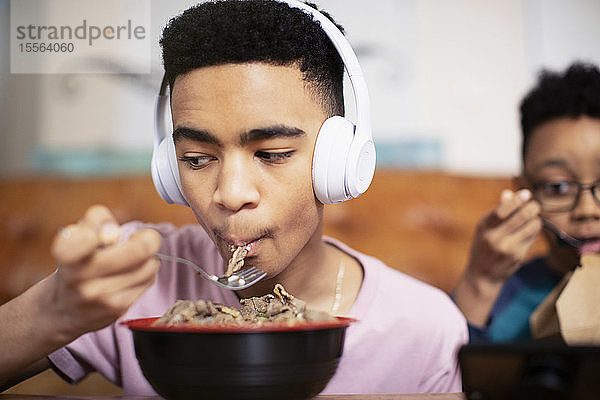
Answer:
[
  {"left": 453, "top": 189, "right": 542, "bottom": 326},
  {"left": 48, "top": 205, "right": 161, "bottom": 341},
  {"left": 466, "top": 189, "right": 542, "bottom": 283}
]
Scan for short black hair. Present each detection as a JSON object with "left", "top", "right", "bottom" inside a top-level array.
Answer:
[
  {"left": 520, "top": 61, "right": 600, "bottom": 162},
  {"left": 160, "top": 0, "right": 345, "bottom": 116}
]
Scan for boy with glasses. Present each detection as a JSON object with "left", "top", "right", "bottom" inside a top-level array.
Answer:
[{"left": 453, "top": 62, "right": 600, "bottom": 342}]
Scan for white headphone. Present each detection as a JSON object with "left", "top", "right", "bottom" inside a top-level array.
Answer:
[{"left": 151, "top": 0, "right": 376, "bottom": 206}]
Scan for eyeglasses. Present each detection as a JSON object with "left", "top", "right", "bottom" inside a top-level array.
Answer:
[{"left": 530, "top": 181, "right": 600, "bottom": 212}]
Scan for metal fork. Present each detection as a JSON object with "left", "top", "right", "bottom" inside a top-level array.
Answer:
[
  {"left": 154, "top": 253, "right": 267, "bottom": 290},
  {"left": 542, "top": 219, "right": 585, "bottom": 248}
]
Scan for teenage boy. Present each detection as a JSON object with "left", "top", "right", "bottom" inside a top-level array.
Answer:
[
  {"left": 0, "top": 0, "right": 467, "bottom": 394},
  {"left": 453, "top": 62, "right": 600, "bottom": 342}
]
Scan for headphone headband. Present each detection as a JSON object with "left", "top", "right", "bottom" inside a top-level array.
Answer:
[{"left": 284, "top": 0, "right": 371, "bottom": 137}]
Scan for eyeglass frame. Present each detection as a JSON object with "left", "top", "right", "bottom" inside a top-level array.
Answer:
[{"left": 526, "top": 178, "right": 600, "bottom": 212}]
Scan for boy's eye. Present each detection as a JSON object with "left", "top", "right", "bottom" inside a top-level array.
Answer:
[
  {"left": 179, "top": 156, "right": 213, "bottom": 169},
  {"left": 540, "top": 182, "right": 577, "bottom": 197},
  {"left": 255, "top": 151, "right": 293, "bottom": 163}
]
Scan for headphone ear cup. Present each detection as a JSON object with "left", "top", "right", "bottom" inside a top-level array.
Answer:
[
  {"left": 312, "top": 116, "right": 355, "bottom": 204},
  {"left": 151, "top": 135, "right": 189, "bottom": 206}
]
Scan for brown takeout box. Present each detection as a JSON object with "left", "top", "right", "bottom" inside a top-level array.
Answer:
[{"left": 530, "top": 253, "right": 600, "bottom": 344}]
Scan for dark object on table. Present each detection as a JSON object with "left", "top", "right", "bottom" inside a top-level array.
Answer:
[
  {"left": 459, "top": 342, "right": 600, "bottom": 400},
  {"left": 123, "top": 316, "right": 353, "bottom": 400}
]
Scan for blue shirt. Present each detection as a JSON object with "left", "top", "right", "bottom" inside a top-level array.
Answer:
[{"left": 468, "top": 257, "right": 564, "bottom": 343}]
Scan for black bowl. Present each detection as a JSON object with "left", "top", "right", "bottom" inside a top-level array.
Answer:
[{"left": 123, "top": 317, "right": 354, "bottom": 400}]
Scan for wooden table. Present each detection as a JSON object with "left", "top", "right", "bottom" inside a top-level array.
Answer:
[{"left": 0, "top": 394, "right": 465, "bottom": 400}]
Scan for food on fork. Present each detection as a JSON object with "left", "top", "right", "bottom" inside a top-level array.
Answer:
[
  {"left": 154, "top": 284, "right": 335, "bottom": 326},
  {"left": 224, "top": 244, "right": 250, "bottom": 277}
]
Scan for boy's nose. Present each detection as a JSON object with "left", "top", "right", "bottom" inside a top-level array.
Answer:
[
  {"left": 572, "top": 187, "right": 600, "bottom": 219},
  {"left": 213, "top": 157, "right": 260, "bottom": 212}
]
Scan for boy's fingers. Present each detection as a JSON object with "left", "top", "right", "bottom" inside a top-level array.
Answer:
[
  {"left": 95, "top": 256, "right": 160, "bottom": 297},
  {"left": 494, "top": 189, "right": 533, "bottom": 220},
  {"left": 518, "top": 189, "right": 532, "bottom": 202},
  {"left": 52, "top": 205, "right": 125, "bottom": 266},
  {"left": 79, "top": 205, "right": 116, "bottom": 229},
  {"left": 502, "top": 217, "right": 543, "bottom": 258},
  {"left": 128, "top": 228, "right": 162, "bottom": 254},
  {"left": 493, "top": 190, "right": 517, "bottom": 219},
  {"left": 492, "top": 197, "right": 541, "bottom": 240},
  {"left": 51, "top": 224, "right": 99, "bottom": 265},
  {"left": 79, "top": 205, "right": 121, "bottom": 246},
  {"left": 80, "top": 228, "right": 162, "bottom": 279},
  {"left": 98, "top": 222, "right": 121, "bottom": 246},
  {"left": 500, "top": 189, "right": 513, "bottom": 202}
]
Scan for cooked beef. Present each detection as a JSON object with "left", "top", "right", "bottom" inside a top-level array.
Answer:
[
  {"left": 155, "top": 299, "right": 241, "bottom": 325},
  {"left": 154, "top": 284, "right": 335, "bottom": 326},
  {"left": 224, "top": 245, "right": 249, "bottom": 277}
]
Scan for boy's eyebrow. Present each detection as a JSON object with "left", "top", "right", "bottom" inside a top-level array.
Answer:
[
  {"left": 173, "top": 127, "right": 221, "bottom": 146},
  {"left": 530, "top": 158, "right": 571, "bottom": 175},
  {"left": 240, "top": 125, "right": 306, "bottom": 145},
  {"left": 172, "top": 125, "right": 305, "bottom": 146}
]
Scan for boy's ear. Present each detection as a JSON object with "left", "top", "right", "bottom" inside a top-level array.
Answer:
[{"left": 512, "top": 174, "right": 530, "bottom": 191}]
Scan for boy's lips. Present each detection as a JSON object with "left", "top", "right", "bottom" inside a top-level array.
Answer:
[
  {"left": 213, "top": 226, "right": 274, "bottom": 257},
  {"left": 220, "top": 235, "right": 267, "bottom": 257},
  {"left": 579, "top": 239, "right": 600, "bottom": 255}
]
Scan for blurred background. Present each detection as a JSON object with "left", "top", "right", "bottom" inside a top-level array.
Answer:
[
  {"left": 2, "top": 0, "right": 600, "bottom": 176},
  {"left": 1, "top": 0, "right": 600, "bottom": 395}
]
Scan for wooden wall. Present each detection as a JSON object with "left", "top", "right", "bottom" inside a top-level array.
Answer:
[
  {"left": 0, "top": 169, "right": 549, "bottom": 301},
  {"left": 0, "top": 169, "right": 546, "bottom": 394}
]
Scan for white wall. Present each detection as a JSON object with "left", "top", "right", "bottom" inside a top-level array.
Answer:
[
  {"left": 2, "top": 0, "right": 600, "bottom": 176},
  {"left": 324, "top": 0, "right": 600, "bottom": 175}
]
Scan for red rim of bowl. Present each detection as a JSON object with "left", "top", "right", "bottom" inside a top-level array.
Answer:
[{"left": 121, "top": 316, "right": 356, "bottom": 333}]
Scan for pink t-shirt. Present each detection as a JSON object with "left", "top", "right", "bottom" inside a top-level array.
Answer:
[{"left": 48, "top": 222, "right": 467, "bottom": 394}]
